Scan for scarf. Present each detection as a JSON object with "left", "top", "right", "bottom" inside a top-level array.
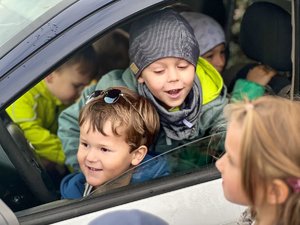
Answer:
[{"left": 137, "top": 75, "right": 202, "bottom": 140}]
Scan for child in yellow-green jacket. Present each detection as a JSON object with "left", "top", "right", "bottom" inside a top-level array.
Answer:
[{"left": 6, "top": 46, "right": 98, "bottom": 180}]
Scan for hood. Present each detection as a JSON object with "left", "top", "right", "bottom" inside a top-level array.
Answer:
[{"left": 196, "top": 57, "right": 224, "bottom": 104}]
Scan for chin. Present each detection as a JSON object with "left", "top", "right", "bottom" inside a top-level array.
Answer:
[{"left": 86, "top": 177, "right": 104, "bottom": 187}]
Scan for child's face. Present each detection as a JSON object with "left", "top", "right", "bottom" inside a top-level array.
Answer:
[
  {"left": 46, "top": 64, "right": 92, "bottom": 105},
  {"left": 216, "top": 120, "right": 249, "bottom": 205},
  {"left": 77, "top": 119, "right": 138, "bottom": 188},
  {"left": 202, "top": 43, "right": 226, "bottom": 73},
  {"left": 138, "top": 57, "right": 195, "bottom": 109}
]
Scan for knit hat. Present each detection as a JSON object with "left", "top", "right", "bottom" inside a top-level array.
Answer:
[
  {"left": 181, "top": 12, "right": 225, "bottom": 55},
  {"left": 88, "top": 210, "right": 169, "bottom": 225},
  {"left": 129, "top": 9, "right": 199, "bottom": 78}
]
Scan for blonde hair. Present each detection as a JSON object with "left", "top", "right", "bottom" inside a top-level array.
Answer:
[
  {"left": 224, "top": 96, "right": 300, "bottom": 225},
  {"left": 79, "top": 86, "right": 160, "bottom": 151}
]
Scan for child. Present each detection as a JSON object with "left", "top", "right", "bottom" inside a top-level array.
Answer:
[
  {"left": 88, "top": 210, "right": 168, "bottom": 225},
  {"left": 92, "top": 28, "right": 129, "bottom": 81},
  {"left": 58, "top": 9, "right": 264, "bottom": 171},
  {"left": 216, "top": 96, "right": 300, "bottom": 225},
  {"left": 6, "top": 46, "right": 98, "bottom": 178},
  {"left": 60, "top": 87, "right": 168, "bottom": 199},
  {"left": 180, "top": 11, "right": 227, "bottom": 73}
]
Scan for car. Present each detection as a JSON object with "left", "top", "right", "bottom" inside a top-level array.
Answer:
[{"left": 0, "top": 0, "right": 298, "bottom": 224}]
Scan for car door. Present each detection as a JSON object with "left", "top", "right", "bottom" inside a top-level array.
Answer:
[{"left": 0, "top": 0, "right": 298, "bottom": 224}]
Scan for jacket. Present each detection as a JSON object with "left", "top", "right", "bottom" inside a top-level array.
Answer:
[
  {"left": 6, "top": 80, "right": 66, "bottom": 164},
  {"left": 58, "top": 57, "right": 264, "bottom": 170},
  {"left": 60, "top": 154, "right": 170, "bottom": 199}
]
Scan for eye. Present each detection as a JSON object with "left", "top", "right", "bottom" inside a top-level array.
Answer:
[
  {"left": 72, "top": 83, "right": 83, "bottom": 89},
  {"left": 204, "top": 53, "right": 213, "bottom": 60},
  {"left": 100, "top": 147, "right": 111, "bottom": 152},
  {"left": 153, "top": 69, "right": 164, "bottom": 74},
  {"left": 80, "top": 141, "right": 88, "bottom": 148},
  {"left": 227, "top": 154, "right": 235, "bottom": 166},
  {"left": 177, "top": 64, "right": 189, "bottom": 69}
]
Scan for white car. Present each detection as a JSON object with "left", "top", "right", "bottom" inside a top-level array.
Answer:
[{"left": 0, "top": 0, "right": 296, "bottom": 224}]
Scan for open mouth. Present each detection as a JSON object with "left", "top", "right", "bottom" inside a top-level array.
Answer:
[
  {"left": 166, "top": 88, "right": 182, "bottom": 96},
  {"left": 87, "top": 166, "right": 102, "bottom": 172}
]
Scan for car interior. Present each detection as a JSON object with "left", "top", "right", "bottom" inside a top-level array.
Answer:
[{"left": 0, "top": 0, "right": 294, "bottom": 223}]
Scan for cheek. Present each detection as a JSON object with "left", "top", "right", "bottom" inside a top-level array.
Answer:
[
  {"left": 77, "top": 148, "right": 86, "bottom": 163},
  {"left": 182, "top": 68, "right": 195, "bottom": 86}
]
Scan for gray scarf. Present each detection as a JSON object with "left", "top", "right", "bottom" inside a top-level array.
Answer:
[{"left": 137, "top": 75, "right": 202, "bottom": 140}]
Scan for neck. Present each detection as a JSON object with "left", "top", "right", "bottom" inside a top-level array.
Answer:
[{"left": 254, "top": 204, "right": 278, "bottom": 225}]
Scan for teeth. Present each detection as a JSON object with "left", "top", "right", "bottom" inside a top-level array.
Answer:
[
  {"left": 168, "top": 89, "right": 179, "bottom": 94},
  {"left": 88, "top": 166, "right": 100, "bottom": 171}
]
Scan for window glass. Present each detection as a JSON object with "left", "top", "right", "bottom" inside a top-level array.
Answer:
[
  {"left": 0, "top": 0, "right": 75, "bottom": 55},
  {"left": 88, "top": 132, "right": 225, "bottom": 197}
]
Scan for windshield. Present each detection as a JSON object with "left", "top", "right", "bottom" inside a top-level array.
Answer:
[{"left": 0, "top": 0, "right": 76, "bottom": 56}]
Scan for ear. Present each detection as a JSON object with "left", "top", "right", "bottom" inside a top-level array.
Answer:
[
  {"left": 44, "top": 73, "right": 55, "bottom": 84},
  {"left": 267, "top": 179, "right": 289, "bottom": 205},
  {"left": 137, "top": 76, "right": 145, "bottom": 83},
  {"left": 131, "top": 145, "right": 147, "bottom": 166}
]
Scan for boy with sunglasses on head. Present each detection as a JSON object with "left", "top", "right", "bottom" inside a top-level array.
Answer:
[
  {"left": 58, "top": 9, "right": 264, "bottom": 172},
  {"left": 60, "top": 87, "right": 168, "bottom": 199}
]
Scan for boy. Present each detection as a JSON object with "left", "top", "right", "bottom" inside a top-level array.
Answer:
[
  {"left": 6, "top": 46, "right": 98, "bottom": 178},
  {"left": 58, "top": 9, "right": 264, "bottom": 171},
  {"left": 60, "top": 87, "right": 168, "bottom": 199}
]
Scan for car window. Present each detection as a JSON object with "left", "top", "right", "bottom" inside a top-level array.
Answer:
[
  {"left": 0, "top": 0, "right": 296, "bottom": 224},
  {"left": 87, "top": 132, "right": 225, "bottom": 197},
  {"left": 0, "top": 0, "right": 76, "bottom": 57}
]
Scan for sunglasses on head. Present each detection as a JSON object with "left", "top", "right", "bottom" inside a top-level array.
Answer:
[{"left": 86, "top": 88, "right": 146, "bottom": 125}]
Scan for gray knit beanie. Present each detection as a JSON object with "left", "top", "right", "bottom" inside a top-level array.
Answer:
[
  {"left": 129, "top": 9, "right": 200, "bottom": 78},
  {"left": 181, "top": 12, "right": 226, "bottom": 55}
]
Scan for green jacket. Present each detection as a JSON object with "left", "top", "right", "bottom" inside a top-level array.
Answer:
[
  {"left": 58, "top": 58, "right": 265, "bottom": 171},
  {"left": 6, "top": 80, "right": 66, "bottom": 165}
]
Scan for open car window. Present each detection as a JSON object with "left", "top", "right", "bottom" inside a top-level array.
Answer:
[{"left": 87, "top": 131, "right": 225, "bottom": 197}]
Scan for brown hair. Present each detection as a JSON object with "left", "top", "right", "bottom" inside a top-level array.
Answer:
[
  {"left": 93, "top": 29, "right": 129, "bottom": 80},
  {"left": 57, "top": 45, "right": 98, "bottom": 79},
  {"left": 224, "top": 96, "right": 300, "bottom": 225},
  {"left": 79, "top": 86, "right": 160, "bottom": 151}
]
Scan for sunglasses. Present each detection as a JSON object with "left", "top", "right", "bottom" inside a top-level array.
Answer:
[{"left": 86, "top": 88, "right": 147, "bottom": 126}]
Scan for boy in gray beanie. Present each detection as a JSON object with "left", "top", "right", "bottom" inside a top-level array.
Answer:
[{"left": 58, "top": 9, "right": 265, "bottom": 172}]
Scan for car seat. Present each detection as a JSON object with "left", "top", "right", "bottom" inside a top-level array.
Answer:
[{"left": 227, "top": 1, "right": 292, "bottom": 95}]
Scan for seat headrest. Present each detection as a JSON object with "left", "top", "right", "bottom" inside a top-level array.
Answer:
[{"left": 239, "top": 2, "right": 292, "bottom": 71}]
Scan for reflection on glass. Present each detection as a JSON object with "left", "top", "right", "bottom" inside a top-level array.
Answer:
[{"left": 87, "top": 132, "right": 226, "bottom": 197}]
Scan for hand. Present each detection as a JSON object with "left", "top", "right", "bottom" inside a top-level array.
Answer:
[{"left": 246, "top": 64, "right": 277, "bottom": 86}]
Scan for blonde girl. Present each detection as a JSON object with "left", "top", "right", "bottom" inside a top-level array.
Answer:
[{"left": 216, "top": 95, "right": 300, "bottom": 225}]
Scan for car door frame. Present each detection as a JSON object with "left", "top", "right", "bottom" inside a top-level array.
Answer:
[{"left": 0, "top": 0, "right": 298, "bottom": 224}]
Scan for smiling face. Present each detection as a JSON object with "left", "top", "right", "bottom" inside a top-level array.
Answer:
[
  {"left": 138, "top": 57, "right": 195, "bottom": 109},
  {"left": 216, "top": 120, "right": 249, "bottom": 205},
  {"left": 77, "top": 119, "right": 138, "bottom": 188}
]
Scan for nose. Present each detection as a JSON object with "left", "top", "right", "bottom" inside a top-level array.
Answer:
[
  {"left": 86, "top": 148, "right": 98, "bottom": 162},
  {"left": 215, "top": 154, "right": 225, "bottom": 173},
  {"left": 167, "top": 67, "right": 180, "bottom": 82}
]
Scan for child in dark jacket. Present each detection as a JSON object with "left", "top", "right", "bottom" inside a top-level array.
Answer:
[{"left": 60, "top": 87, "right": 169, "bottom": 199}]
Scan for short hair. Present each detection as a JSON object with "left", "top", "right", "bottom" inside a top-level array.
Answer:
[
  {"left": 93, "top": 29, "right": 130, "bottom": 80},
  {"left": 224, "top": 96, "right": 300, "bottom": 225},
  {"left": 57, "top": 45, "right": 98, "bottom": 79},
  {"left": 79, "top": 86, "right": 160, "bottom": 151}
]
